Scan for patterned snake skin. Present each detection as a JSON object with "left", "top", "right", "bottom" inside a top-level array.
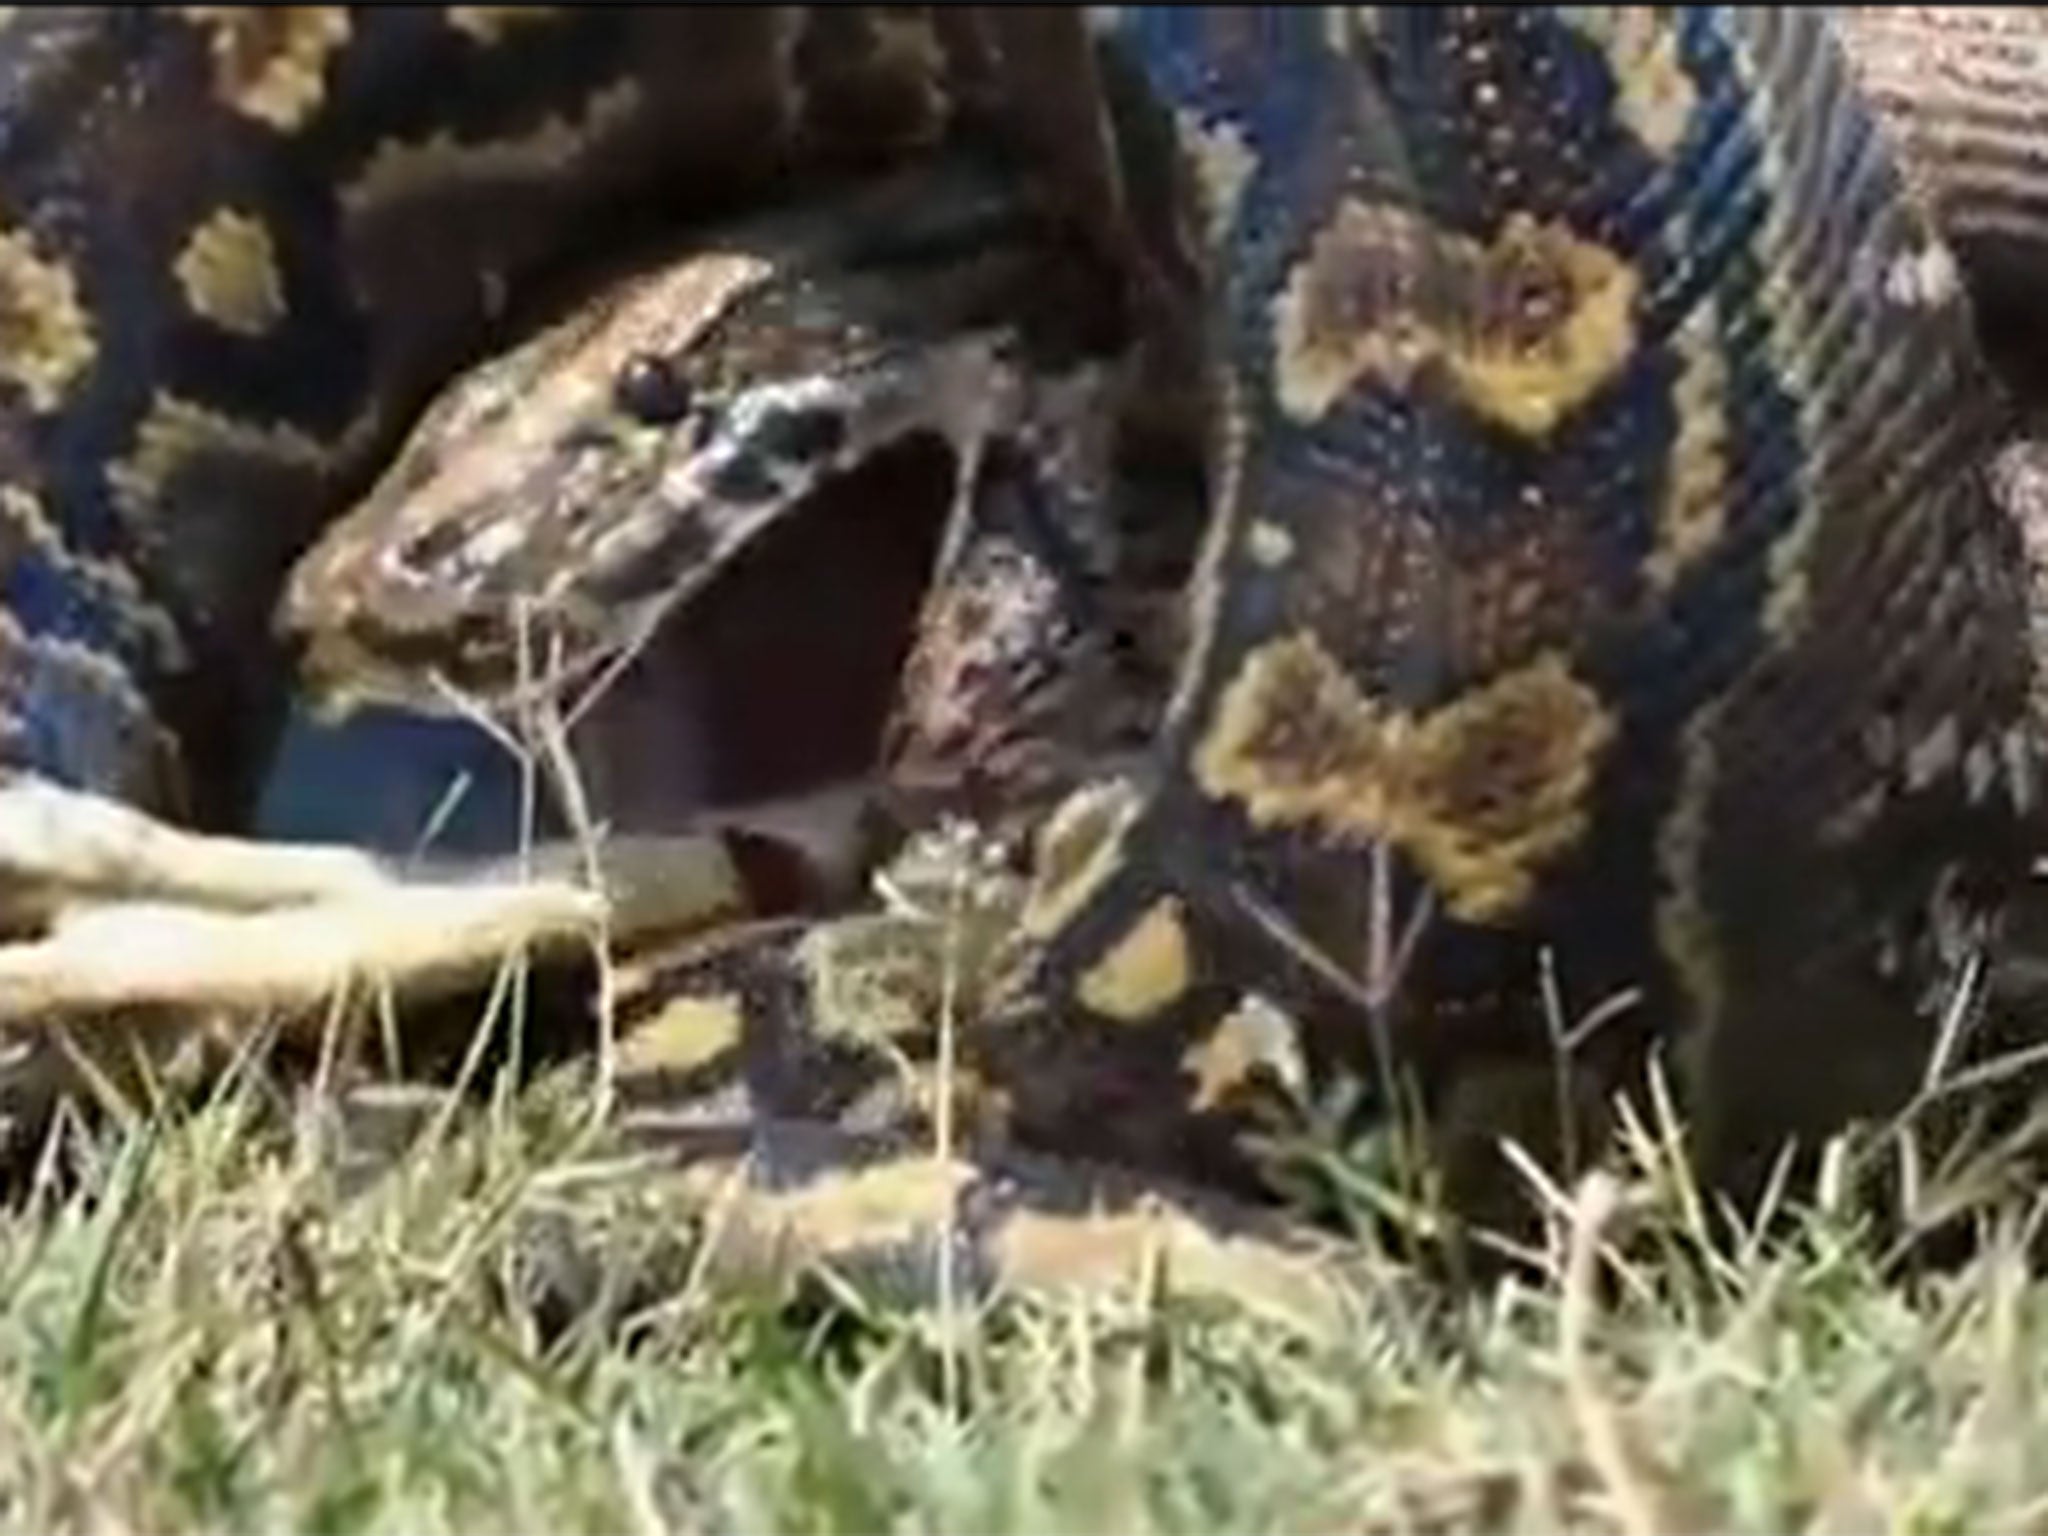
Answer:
[
  {"left": 1838, "top": 8, "right": 2048, "bottom": 394},
  {"left": 1008, "top": 7, "right": 2035, "bottom": 1207},
  {"left": 281, "top": 5, "right": 2048, "bottom": 1238},
  {"left": 0, "top": 7, "right": 1105, "bottom": 833},
  {"left": 3, "top": 9, "right": 2047, "bottom": 1298}
]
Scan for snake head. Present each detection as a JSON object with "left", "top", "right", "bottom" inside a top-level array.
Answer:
[{"left": 280, "top": 158, "right": 1064, "bottom": 725}]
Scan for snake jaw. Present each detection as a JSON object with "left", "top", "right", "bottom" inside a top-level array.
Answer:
[
  {"left": 275, "top": 143, "right": 1140, "bottom": 872},
  {"left": 288, "top": 339, "right": 1012, "bottom": 724}
]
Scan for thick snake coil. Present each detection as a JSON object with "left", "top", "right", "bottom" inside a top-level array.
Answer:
[
  {"left": 1010, "top": 9, "right": 2036, "bottom": 1206},
  {"left": 858, "top": 7, "right": 2039, "bottom": 1212},
  {"left": 279, "top": 7, "right": 2048, "bottom": 1229},
  {"left": 0, "top": 9, "right": 2043, "bottom": 1281}
]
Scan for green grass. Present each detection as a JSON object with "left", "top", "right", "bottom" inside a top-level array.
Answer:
[{"left": 4, "top": 1056, "right": 2048, "bottom": 1536}]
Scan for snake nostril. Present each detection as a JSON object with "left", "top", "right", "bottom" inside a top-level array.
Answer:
[{"left": 400, "top": 518, "right": 471, "bottom": 572}]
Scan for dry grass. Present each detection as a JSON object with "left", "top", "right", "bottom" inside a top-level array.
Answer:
[{"left": 0, "top": 1030, "right": 2043, "bottom": 1535}]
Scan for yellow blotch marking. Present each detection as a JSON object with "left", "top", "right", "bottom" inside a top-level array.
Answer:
[
  {"left": 175, "top": 208, "right": 286, "bottom": 337},
  {"left": 747, "top": 1156, "right": 970, "bottom": 1256},
  {"left": 341, "top": 79, "right": 643, "bottom": 220},
  {"left": 106, "top": 391, "right": 386, "bottom": 527},
  {"left": 1019, "top": 777, "right": 1144, "bottom": 942},
  {"left": 1561, "top": 8, "right": 1696, "bottom": 157},
  {"left": 445, "top": 6, "right": 563, "bottom": 44},
  {"left": 1076, "top": 897, "right": 1192, "bottom": 1023},
  {"left": 799, "top": 914, "right": 946, "bottom": 1044},
  {"left": 176, "top": 8, "right": 351, "bottom": 131},
  {"left": 993, "top": 1201, "right": 1351, "bottom": 1339},
  {"left": 1183, "top": 993, "right": 1306, "bottom": 1112},
  {"left": 1273, "top": 198, "right": 1639, "bottom": 439},
  {"left": 1273, "top": 200, "right": 1433, "bottom": 422},
  {"left": 616, "top": 993, "right": 744, "bottom": 1077},
  {"left": 1194, "top": 632, "right": 1391, "bottom": 832},
  {"left": 1395, "top": 654, "right": 1617, "bottom": 921},
  {"left": 1644, "top": 307, "right": 1730, "bottom": 592},
  {"left": 0, "top": 225, "right": 93, "bottom": 413},
  {"left": 1195, "top": 633, "right": 1616, "bottom": 922},
  {"left": 1437, "top": 215, "right": 1640, "bottom": 438},
  {"left": 621, "top": 1154, "right": 974, "bottom": 1298}
]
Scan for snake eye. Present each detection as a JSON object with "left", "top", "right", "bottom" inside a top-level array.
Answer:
[{"left": 612, "top": 352, "right": 694, "bottom": 425}]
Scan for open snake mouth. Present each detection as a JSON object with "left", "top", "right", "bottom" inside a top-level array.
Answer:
[{"left": 258, "top": 432, "right": 960, "bottom": 901}]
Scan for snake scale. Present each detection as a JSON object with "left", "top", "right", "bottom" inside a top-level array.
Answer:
[{"left": 2, "top": 8, "right": 2047, "bottom": 1306}]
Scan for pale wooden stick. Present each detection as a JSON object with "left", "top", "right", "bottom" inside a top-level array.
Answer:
[
  {"left": 0, "top": 882, "right": 606, "bottom": 1023},
  {"left": 0, "top": 775, "right": 393, "bottom": 922}
]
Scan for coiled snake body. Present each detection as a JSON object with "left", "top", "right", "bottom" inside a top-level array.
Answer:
[{"left": 1, "top": 9, "right": 2044, "bottom": 1294}]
